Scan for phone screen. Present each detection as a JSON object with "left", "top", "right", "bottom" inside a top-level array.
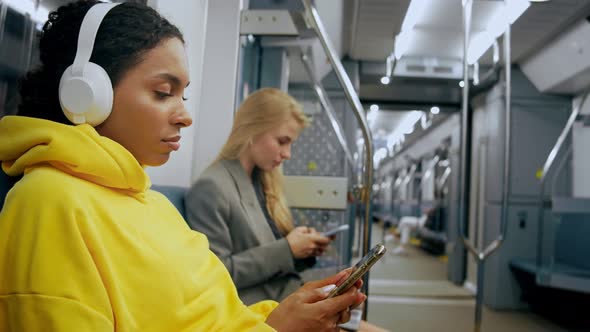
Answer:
[{"left": 327, "top": 244, "right": 386, "bottom": 298}]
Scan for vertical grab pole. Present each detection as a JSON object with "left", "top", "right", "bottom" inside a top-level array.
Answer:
[
  {"left": 459, "top": 1, "right": 481, "bottom": 329},
  {"left": 500, "top": 2, "right": 512, "bottom": 258},
  {"left": 301, "top": 0, "right": 374, "bottom": 319},
  {"left": 460, "top": 1, "right": 513, "bottom": 331},
  {"left": 458, "top": 0, "right": 473, "bottom": 276}
]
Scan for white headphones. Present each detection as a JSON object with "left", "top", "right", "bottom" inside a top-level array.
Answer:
[{"left": 59, "top": 2, "right": 121, "bottom": 126}]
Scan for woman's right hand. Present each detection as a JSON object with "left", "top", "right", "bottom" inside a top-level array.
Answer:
[
  {"left": 286, "top": 226, "right": 331, "bottom": 259},
  {"left": 265, "top": 270, "right": 367, "bottom": 332}
]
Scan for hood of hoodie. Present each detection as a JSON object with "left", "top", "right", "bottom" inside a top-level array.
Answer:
[{"left": 0, "top": 116, "right": 150, "bottom": 193}]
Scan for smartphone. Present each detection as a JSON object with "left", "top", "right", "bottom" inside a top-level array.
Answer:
[
  {"left": 327, "top": 243, "right": 386, "bottom": 298},
  {"left": 322, "top": 224, "right": 349, "bottom": 237}
]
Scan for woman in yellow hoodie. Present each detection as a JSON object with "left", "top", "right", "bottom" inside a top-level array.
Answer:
[{"left": 0, "top": 1, "right": 365, "bottom": 331}]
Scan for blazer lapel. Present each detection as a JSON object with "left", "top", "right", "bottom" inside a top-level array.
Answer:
[{"left": 221, "top": 159, "right": 276, "bottom": 244}]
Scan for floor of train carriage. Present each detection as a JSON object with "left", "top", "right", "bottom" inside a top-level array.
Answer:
[{"left": 361, "top": 224, "right": 576, "bottom": 332}]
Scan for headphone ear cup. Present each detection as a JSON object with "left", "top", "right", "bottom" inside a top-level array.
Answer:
[{"left": 59, "top": 62, "right": 113, "bottom": 126}]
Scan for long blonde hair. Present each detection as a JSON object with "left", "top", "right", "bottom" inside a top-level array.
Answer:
[{"left": 215, "top": 88, "right": 310, "bottom": 235}]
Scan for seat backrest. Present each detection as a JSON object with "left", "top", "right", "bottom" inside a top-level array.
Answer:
[
  {"left": 2, "top": 179, "right": 189, "bottom": 219},
  {"left": 151, "top": 185, "right": 188, "bottom": 220},
  {"left": 555, "top": 214, "right": 590, "bottom": 270}
]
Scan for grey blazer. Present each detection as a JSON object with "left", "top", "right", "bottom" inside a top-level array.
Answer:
[{"left": 185, "top": 159, "right": 303, "bottom": 305}]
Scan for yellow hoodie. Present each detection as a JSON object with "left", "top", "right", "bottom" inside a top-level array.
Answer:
[{"left": 0, "top": 116, "right": 277, "bottom": 332}]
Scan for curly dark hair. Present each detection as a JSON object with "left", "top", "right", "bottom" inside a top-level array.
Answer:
[{"left": 17, "top": 0, "right": 184, "bottom": 124}]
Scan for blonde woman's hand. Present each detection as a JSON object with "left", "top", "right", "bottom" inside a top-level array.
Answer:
[
  {"left": 309, "top": 227, "right": 336, "bottom": 254},
  {"left": 265, "top": 269, "right": 367, "bottom": 332},
  {"left": 286, "top": 226, "right": 331, "bottom": 259}
]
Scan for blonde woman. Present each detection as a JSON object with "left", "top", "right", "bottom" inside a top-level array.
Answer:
[
  {"left": 185, "top": 88, "right": 389, "bottom": 332},
  {"left": 185, "top": 88, "right": 331, "bottom": 305}
]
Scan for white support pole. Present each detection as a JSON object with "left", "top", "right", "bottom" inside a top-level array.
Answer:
[{"left": 191, "top": 0, "right": 248, "bottom": 181}]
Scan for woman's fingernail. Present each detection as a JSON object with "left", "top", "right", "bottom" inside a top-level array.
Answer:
[{"left": 320, "top": 284, "right": 336, "bottom": 294}]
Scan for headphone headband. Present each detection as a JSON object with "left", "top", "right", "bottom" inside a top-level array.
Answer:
[{"left": 71, "top": 2, "right": 121, "bottom": 76}]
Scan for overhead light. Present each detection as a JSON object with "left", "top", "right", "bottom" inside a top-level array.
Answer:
[
  {"left": 430, "top": 106, "right": 440, "bottom": 114},
  {"left": 394, "top": 0, "right": 429, "bottom": 60},
  {"left": 370, "top": 104, "right": 379, "bottom": 112},
  {"left": 380, "top": 76, "right": 391, "bottom": 85},
  {"left": 459, "top": 80, "right": 465, "bottom": 88},
  {"left": 467, "top": 0, "right": 530, "bottom": 64}
]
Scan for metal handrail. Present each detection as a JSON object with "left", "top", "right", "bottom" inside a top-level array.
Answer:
[
  {"left": 499, "top": 23, "right": 512, "bottom": 249},
  {"left": 458, "top": 1, "right": 511, "bottom": 331},
  {"left": 299, "top": 50, "right": 356, "bottom": 169},
  {"left": 400, "top": 164, "right": 417, "bottom": 205},
  {"left": 536, "top": 91, "right": 590, "bottom": 271},
  {"left": 413, "top": 156, "right": 439, "bottom": 212},
  {"left": 473, "top": 41, "right": 500, "bottom": 87},
  {"left": 301, "top": 0, "right": 374, "bottom": 319},
  {"left": 550, "top": 146, "right": 573, "bottom": 198},
  {"left": 437, "top": 166, "right": 452, "bottom": 193},
  {"left": 402, "top": 164, "right": 417, "bottom": 189},
  {"left": 423, "top": 155, "right": 440, "bottom": 183},
  {"left": 393, "top": 176, "right": 403, "bottom": 191}
]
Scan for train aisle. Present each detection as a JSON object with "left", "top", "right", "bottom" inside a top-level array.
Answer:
[{"left": 364, "top": 224, "right": 572, "bottom": 332}]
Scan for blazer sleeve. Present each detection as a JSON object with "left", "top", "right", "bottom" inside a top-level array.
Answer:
[{"left": 185, "top": 176, "right": 297, "bottom": 290}]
